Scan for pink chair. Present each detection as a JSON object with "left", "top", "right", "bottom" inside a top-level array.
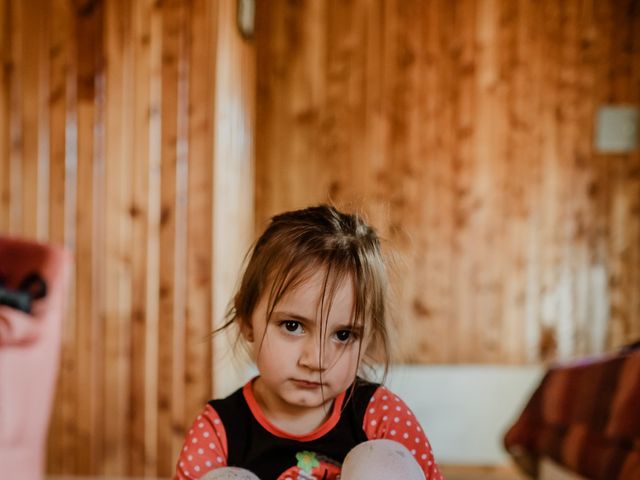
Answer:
[{"left": 0, "top": 236, "right": 72, "bottom": 479}]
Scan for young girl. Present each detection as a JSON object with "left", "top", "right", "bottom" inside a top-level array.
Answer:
[{"left": 174, "top": 205, "right": 443, "bottom": 480}]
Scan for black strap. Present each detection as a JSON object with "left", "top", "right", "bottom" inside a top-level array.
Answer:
[
  {"left": 19, "top": 272, "right": 48, "bottom": 300},
  {"left": 0, "top": 272, "right": 48, "bottom": 313}
]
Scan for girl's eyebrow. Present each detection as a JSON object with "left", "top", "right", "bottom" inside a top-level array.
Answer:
[
  {"left": 341, "top": 324, "right": 364, "bottom": 334},
  {"left": 273, "top": 310, "right": 315, "bottom": 324}
]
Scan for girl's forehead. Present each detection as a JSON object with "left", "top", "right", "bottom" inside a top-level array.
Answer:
[
  {"left": 268, "top": 268, "right": 356, "bottom": 319},
  {"left": 281, "top": 268, "right": 353, "bottom": 304}
]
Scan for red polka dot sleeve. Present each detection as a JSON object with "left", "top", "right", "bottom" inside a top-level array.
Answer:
[
  {"left": 363, "top": 386, "right": 444, "bottom": 480},
  {"left": 174, "top": 404, "right": 229, "bottom": 479}
]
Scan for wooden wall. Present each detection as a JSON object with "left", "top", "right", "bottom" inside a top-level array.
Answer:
[
  {"left": 0, "top": 0, "right": 255, "bottom": 476},
  {"left": 1, "top": 0, "right": 640, "bottom": 476},
  {"left": 254, "top": 0, "right": 640, "bottom": 364}
]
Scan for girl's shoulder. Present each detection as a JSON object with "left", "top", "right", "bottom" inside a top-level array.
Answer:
[
  {"left": 206, "top": 382, "right": 252, "bottom": 431},
  {"left": 208, "top": 382, "right": 246, "bottom": 407},
  {"left": 360, "top": 382, "right": 419, "bottom": 426},
  {"left": 353, "top": 377, "right": 406, "bottom": 403},
  {"left": 351, "top": 376, "right": 381, "bottom": 405}
]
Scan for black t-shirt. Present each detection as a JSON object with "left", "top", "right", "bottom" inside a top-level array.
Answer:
[{"left": 209, "top": 378, "right": 379, "bottom": 479}]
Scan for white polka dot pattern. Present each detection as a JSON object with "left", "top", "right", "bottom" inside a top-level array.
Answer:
[
  {"left": 174, "top": 404, "right": 228, "bottom": 479},
  {"left": 362, "top": 386, "right": 444, "bottom": 480}
]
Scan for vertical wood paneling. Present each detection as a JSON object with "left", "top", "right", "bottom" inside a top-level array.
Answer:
[
  {"left": 255, "top": 0, "right": 640, "bottom": 364},
  {"left": 2, "top": 0, "right": 254, "bottom": 476}
]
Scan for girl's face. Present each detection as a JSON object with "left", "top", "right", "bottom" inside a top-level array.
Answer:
[{"left": 245, "top": 268, "right": 366, "bottom": 416}]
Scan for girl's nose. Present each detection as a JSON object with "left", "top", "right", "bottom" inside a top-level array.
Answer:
[{"left": 298, "top": 336, "right": 327, "bottom": 371}]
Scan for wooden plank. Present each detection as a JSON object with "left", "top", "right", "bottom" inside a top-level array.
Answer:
[
  {"left": 358, "top": 0, "right": 389, "bottom": 234},
  {"left": 473, "top": 0, "right": 506, "bottom": 363},
  {"left": 590, "top": 0, "right": 617, "bottom": 354},
  {"left": 48, "top": 0, "right": 73, "bottom": 246},
  {"left": 142, "top": 1, "right": 163, "bottom": 475},
  {"left": 562, "top": 0, "right": 595, "bottom": 358},
  {"left": 156, "top": 0, "right": 185, "bottom": 474},
  {"left": 416, "top": 0, "right": 456, "bottom": 363},
  {"left": 211, "top": 0, "right": 256, "bottom": 398},
  {"left": 254, "top": 0, "right": 322, "bottom": 226},
  {"left": 46, "top": 0, "right": 77, "bottom": 474},
  {"left": 252, "top": 0, "right": 273, "bottom": 229},
  {"left": 74, "top": 0, "right": 105, "bottom": 473},
  {"left": 127, "top": 0, "right": 157, "bottom": 475},
  {"left": 172, "top": 0, "right": 189, "bottom": 468},
  {"left": 103, "top": 0, "right": 133, "bottom": 473},
  {"left": 36, "top": 0, "right": 50, "bottom": 241},
  {"left": 581, "top": 0, "right": 609, "bottom": 356},
  {"left": 0, "top": 0, "right": 10, "bottom": 231},
  {"left": 290, "top": 0, "right": 324, "bottom": 208},
  {"left": 520, "top": 0, "right": 547, "bottom": 363},
  {"left": 500, "top": 0, "right": 534, "bottom": 363},
  {"left": 8, "top": 0, "right": 22, "bottom": 234},
  {"left": 380, "top": 0, "right": 430, "bottom": 362},
  {"left": 184, "top": 0, "right": 215, "bottom": 426},
  {"left": 19, "top": 0, "right": 44, "bottom": 237},
  {"left": 450, "top": 0, "right": 478, "bottom": 363}
]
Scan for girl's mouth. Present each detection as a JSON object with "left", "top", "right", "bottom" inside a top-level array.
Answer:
[{"left": 292, "top": 379, "right": 322, "bottom": 388}]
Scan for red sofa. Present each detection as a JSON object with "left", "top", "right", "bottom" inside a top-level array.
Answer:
[{"left": 504, "top": 348, "right": 640, "bottom": 480}]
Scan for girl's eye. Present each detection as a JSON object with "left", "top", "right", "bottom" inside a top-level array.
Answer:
[
  {"left": 280, "top": 320, "right": 304, "bottom": 335},
  {"left": 335, "top": 330, "right": 354, "bottom": 343}
]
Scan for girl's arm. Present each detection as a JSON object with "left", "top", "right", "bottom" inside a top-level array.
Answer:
[
  {"left": 362, "top": 386, "right": 444, "bottom": 480},
  {"left": 174, "top": 405, "right": 229, "bottom": 479}
]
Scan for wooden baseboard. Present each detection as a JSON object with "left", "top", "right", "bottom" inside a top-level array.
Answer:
[{"left": 539, "top": 459, "right": 586, "bottom": 480}]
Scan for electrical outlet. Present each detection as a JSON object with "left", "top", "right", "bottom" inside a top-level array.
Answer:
[{"left": 595, "top": 105, "right": 639, "bottom": 153}]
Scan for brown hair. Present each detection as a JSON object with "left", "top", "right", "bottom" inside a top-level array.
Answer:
[{"left": 220, "top": 204, "right": 391, "bottom": 381}]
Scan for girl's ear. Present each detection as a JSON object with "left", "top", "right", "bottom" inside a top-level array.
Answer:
[{"left": 241, "top": 320, "right": 254, "bottom": 343}]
